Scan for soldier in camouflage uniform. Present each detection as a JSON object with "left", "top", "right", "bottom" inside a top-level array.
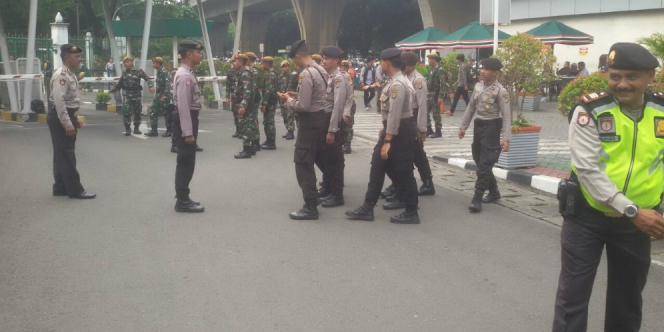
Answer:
[
  {"left": 425, "top": 52, "right": 448, "bottom": 138},
  {"left": 245, "top": 52, "right": 262, "bottom": 151},
  {"left": 232, "top": 54, "right": 256, "bottom": 159},
  {"left": 288, "top": 64, "right": 302, "bottom": 129},
  {"left": 145, "top": 57, "right": 172, "bottom": 137},
  {"left": 226, "top": 55, "right": 240, "bottom": 138},
  {"left": 111, "top": 56, "right": 154, "bottom": 136},
  {"left": 260, "top": 57, "right": 278, "bottom": 150},
  {"left": 340, "top": 60, "right": 356, "bottom": 154},
  {"left": 278, "top": 61, "right": 295, "bottom": 140}
]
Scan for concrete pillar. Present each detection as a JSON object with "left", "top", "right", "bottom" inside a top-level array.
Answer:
[
  {"left": 240, "top": 13, "right": 270, "bottom": 54},
  {"left": 85, "top": 32, "right": 93, "bottom": 70},
  {"left": 291, "top": 0, "right": 350, "bottom": 54},
  {"left": 209, "top": 21, "right": 229, "bottom": 57},
  {"left": 424, "top": 0, "right": 480, "bottom": 33},
  {"left": 22, "top": 0, "right": 38, "bottom": 114},
  {"left": 50, "top": 12, "right": 69, "bottom": 71},
  {"left": 0, "top": 11, "right": 20, "bottom": 113}
]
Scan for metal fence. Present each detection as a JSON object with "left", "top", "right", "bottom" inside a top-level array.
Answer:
[{"left": 2, "top": 37, "right": 53, "bottom": 65}]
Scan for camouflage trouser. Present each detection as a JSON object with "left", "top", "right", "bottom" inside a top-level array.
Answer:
[
  {"left": 279, "top": 101, "right": 296, "bottom": 132},
  {"left": 150, "top": 97, "right": 170, "bottom": 128},
  {"left": 427, "top": 94, "right": 442, "bottom": 131},
  {"left": 342, "top": 102, "right": 356, "bottom": 143},
  {"left": 252, "top": 103, "right": 261, "bottom": 142},
  {"left": 240, "top": 104, "right": 257, "bottom": 147},
  {"left": 123, "top": 98, "right": 142, "bottom": 127},
  {"left": 263, "top": 102, "right": 277, "bottom": 140},
  {"left": 231, "top": 102, "right": 239, "bottom": 130},
  {"left": 163, "top": 104, "right": 173, "bottom": 132}
]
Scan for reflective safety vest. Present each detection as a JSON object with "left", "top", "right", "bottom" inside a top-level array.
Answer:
[{"left": 572, "top": 92, "right": 664, "bottom": 213}]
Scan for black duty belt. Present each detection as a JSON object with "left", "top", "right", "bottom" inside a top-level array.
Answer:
[{"left": 474, "top": 118, "right": 502, "bottom": 126}]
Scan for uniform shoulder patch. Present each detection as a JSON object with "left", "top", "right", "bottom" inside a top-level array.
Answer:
[
  {"left": 334, "top": 78, "right": 341, "bottom": 88},
  {"left": 186, "top": 79, "right": 191, "bottom": 86},
  {"left": 416, "top": 79, "right": 423, "bottom": 89},
  {"left": 59, "top": 78, "right": 66, "bottom": 86},
  {"left": 581, "top": 91, "right": 609, "bottom": 104},
  {"left": 576, "top": 111, "right": 591, "bottom": 127},
  {"left": 391, "top": 85, "right": 399, "bottom": 99}
]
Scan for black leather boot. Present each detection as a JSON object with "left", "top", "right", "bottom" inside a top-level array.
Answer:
[
  {"left": 254, "top": 140, "right": 261, "bottom": 152},
  {"left": 469, "top": 190, "right": 483, "bottom": 212},
  {"left": 175, "top": 199, "right": 205, "bottom": 213},
  {"left": 261, "top": 139, "right": 276, "bottom": 150},
  {"left": 232, "top": 128, "right": 240, "bottom": 138},
  {"left": 428, "top": 128, "right": 442, "bottom": 138},
  {"left": 482, "top": 189, "right": 502, "bottom": 204},
  {"left": 321, "top": 194, "right": 345, "bottom": 208},
  {"left": 345, "top": 202, "right": 375, "bottom": 221},
  {"left": 426, "top": 126, "right": 434, "bottom": 137},
  {"left": 390, "top": 210, "right": 420, "bottom": 224},
  {"left": 417, "top": 179, "right": 436, "bottom": 196},
  {"left": 249, "top": 145, "right": 256, "bottom": 156},
  {"left": 125, "top": 124, "right": 131, "bottom": 136},
  {"left": 380, "top": 184, "right": 395, "bottom": 199},
  {"left": 342, "top": 142, "right": 351, "bottom": 154},
  {"left": 285, "top": 130, "right": 294, "bottom": 140},
  {"left": 318, "top": 186, "right": 331, "bottom": 198},
  {"left": 289, "top": 200, "right": 319, "bottom": 220},
  {"left": 170, "top": 144, "right": 177, "bottom": 153},
  {"left": 162, "top": 130, "right": 172, "bottom": 137},
  {"left": 234, "top": 146, "right": 252, "bottom": 159},
  {"left": 195, "top": 145, "right": 203, "bottom": 152},
  {"left": 133, "top": 126, "right": 142, "bottom": 135},
  {"left": 383, "top": 197, "right": 406, "bottom": 210},
  {"left": 145, "top": 125, "right": 158, "bottom": 137}
]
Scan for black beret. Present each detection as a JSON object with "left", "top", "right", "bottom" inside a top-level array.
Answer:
[
  {"left": 289, "top": 40, "right": 307, "bottom": 58},
  {"left": 401, "top": 51, "right": 418, "bottom": 66},
  {"left": 608, "top": 42, "right": 659, "bottom": 71},
  {"left": 321, "top": 46, "right": 344, "bottom": 59},
  {"left": 60, "top": 44, "right": 82, "bottom": 55},
  {"left": 366, "top": 56, "right": 376, "bottom": 62},
  {"left": 481, "top": 58, "right": 503, "bottom": 71},
  {"left": 179, "top": 40, "right": 203, "bottom": 51},
  {"left": 380, "top": 48, "right": 401, "bottom": 61}
]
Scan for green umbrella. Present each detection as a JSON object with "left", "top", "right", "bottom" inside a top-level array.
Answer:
[
  {"left": 525, "top": 20, "right": 593, "bottom": 45},
  {"left": 437, "top": 21, "right": 511, "bottom": 49},
  {"left": 395, "top": 27, "right": 449, "bottom": 50}
]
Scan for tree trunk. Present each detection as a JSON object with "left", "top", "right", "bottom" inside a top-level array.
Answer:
[{"left": 80, "top": 0, "right": 104, "bottom": 36}]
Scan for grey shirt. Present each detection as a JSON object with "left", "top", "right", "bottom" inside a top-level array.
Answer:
[
  {"left": 173, "top": 63, "right": 201, "bottom": 137},
  {"left": 455, "top": 62, "right": 469, "bottom": 88},
  {"left": 380, "top": 71, "right": 413, "bottom": 136},
  {"left": 49, "top": 66, "right": 80, "bottom": 128},
  {"left": 325, "top": 69, "right": 347, "bottom": 133},
  {"left": 286, "top": 61, "right": 328, "bottom": 113},
  {"left": 460, "top": 80, "right": 512, "bottom": 141},
  {"left": 340, "top": 70, "right": 355, "bottom": 117},
  {"left": 407, "top": 71, "right": 429, "bottom": 133},
  {"left": 568, "top": 102, "right": 640, "bottom": 214}
]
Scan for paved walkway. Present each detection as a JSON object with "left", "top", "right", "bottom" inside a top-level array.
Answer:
[{"left": 352, "top": 94, "right": 571, "bottom": 178}]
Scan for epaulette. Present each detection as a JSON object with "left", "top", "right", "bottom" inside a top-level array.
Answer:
[
  {"left": 581, "top": 91, "right": 610, "bottom": 104},
  {"left": 654, "top": 92, "right": 664, "bottom": 100}
]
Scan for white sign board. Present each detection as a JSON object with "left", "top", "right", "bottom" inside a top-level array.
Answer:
[{"left": 259, "top": 43, "right": 264, "bottom": 53}]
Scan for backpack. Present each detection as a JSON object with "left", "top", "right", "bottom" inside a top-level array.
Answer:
[{"left": 31, "top": 99, "right": 46, "bottom": 114}]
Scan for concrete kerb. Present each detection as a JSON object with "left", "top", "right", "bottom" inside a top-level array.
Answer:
[{"left": 432, "top": 155, "right": 561, "bottom": 195}]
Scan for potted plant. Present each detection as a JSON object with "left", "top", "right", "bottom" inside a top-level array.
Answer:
[
  {"left": 517, "top": 89, "right": 543, "bottom": 112},
  {"left": 95, "top": 91, "right": 111, "bottom": 111},
  {"left": 494, "top": 33, "right": 557, "bottom": 169}
]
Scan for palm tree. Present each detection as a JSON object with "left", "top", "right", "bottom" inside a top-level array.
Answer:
[{"left": 637, "top": 33, "right": 664, "bottom": 66}]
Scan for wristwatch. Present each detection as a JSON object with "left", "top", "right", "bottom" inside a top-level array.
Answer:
[{"left": 624, "top": 204, "right": 639, "bottom": 218}]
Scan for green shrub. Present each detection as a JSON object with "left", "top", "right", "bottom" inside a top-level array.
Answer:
[
  {"left": 557, "top": 72, "right": 608, "bottom": 116},
  {"left": 96, "top": 91, "right": 111, "bottom": 104},
  {"left": 440, "top": 53, "right": 459, "bottom": 84}
]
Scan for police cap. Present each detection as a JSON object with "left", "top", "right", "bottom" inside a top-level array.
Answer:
[
  {"left": 245, "top": 52, "right": 257, "bottom": 60},
  {"left": 289, "top": 40, "right": 307, "bottom": 58},
  {"left": 481, "top": 58, "right": 503, "bottom": 71},
  {"left": 321, "top": 46, "right": 344, "bottom": 59},
  {"left": 179, "top": 40, "right": 204, "bottom": 51},
  {"left": 60, "top": 44, "right": 82, "bottom": 55},
  {"left": 401, "top": 51, "right": 419, "bottom": 66},
  {"left": 380, "top": 48, "right": 402, "bottom": 61},
  {"left": 608, "top": 42, "right": 659, "bottom": 71}
]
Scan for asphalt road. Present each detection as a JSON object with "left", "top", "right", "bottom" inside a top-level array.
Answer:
[{"left": 1, "top": 107, "right": 664, "bottom": 332}]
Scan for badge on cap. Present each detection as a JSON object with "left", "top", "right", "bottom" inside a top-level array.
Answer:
[
  {"left": 391, "top": 86, "right": 399, "bottom": 99},
  {"left": 71, "top": 46, "right": 77, "bottom": 52},
  {"left": 608, "top": 50, "right": 616, "bottom": 66},
  {"left": 577, "top": 112, "right": 590, "bottom": 127}
]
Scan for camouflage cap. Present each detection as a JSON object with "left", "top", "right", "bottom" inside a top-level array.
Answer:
[
  {"left": 281, "top": 60, "right": 290, "bottom": 67},
  {"left": 426, "top": 52, "right": 441, "bottom": 60},
  {"left": 262, "top": 56, "right": 274, "bottom": 63},
  {"left": 122, "top": 56, "right": 133, "bottom": 62},
  {"left": 152, "top": 57, "right": 164, "bottom": 63},
  {"left": 235, "top": 54, "right": 249, "bottom": 60},
  {"left": 245, "top": 52, "right": 257, "bottom": 60}
]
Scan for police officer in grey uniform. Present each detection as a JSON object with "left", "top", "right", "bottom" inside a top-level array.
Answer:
[
  {"left": 316, "top": 45, "right": 347, "bottom": 208},
  {"left": 552, "top": 43, "right": 664, "bottom": 332},
  {"left": 172, "top": 40, "right": 205, "bottom": 213},
  {"left": 278, "top": 40, "right": 328, "bottom": 220},
  {"left": 345, "top": 48, "right": 420, "bottom": 224},
  {"left": 458, "top": 58, "right": 511, "bottom": 213},
  {"left": 47, "top": 44, "right": 95, "bottom": 199}
]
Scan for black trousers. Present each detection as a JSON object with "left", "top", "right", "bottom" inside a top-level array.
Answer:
[
  {"left": 364, "top": 88, "right": 376, "bottom": 107},
  {"left": 316, "top": 112, "right": 345, "bottom": 197},
  {"left": 450, "top": 86, "right": 470, "bottom": 114},
  {"left": 376, "top": 87, "right": 383, "bottom": 112},
  {"left": 164, "top": 104, "right": 174, "bottom": 132},
  {"left": 552, "top": 208, "right": 651, "bottom": 332},
  {"left": 414, "top": 139, "right": 433, "bottom": 181},
  {"left": 173, "top": 110, "right": 199, "bottom": 201},
  {"left": 295, "top": 111, "right": 325, "bottom": 205},
  {"left": 365, "top": 119, "right": 418, "bottom": 211},
  {"left": 472, "top": 118, "right": 502, "bottom": 192},
  {"left": 47, "top": 109, "right": 84, "bottom": 195}
]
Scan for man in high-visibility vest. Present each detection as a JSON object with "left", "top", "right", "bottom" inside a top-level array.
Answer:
[{"left": 553, "top": 42, "right": 664, "bottom": 332}]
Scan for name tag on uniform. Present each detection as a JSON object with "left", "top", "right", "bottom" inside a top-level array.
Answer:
[{"left": 598, "top": 114, "right": 620, "bottom": 142}]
